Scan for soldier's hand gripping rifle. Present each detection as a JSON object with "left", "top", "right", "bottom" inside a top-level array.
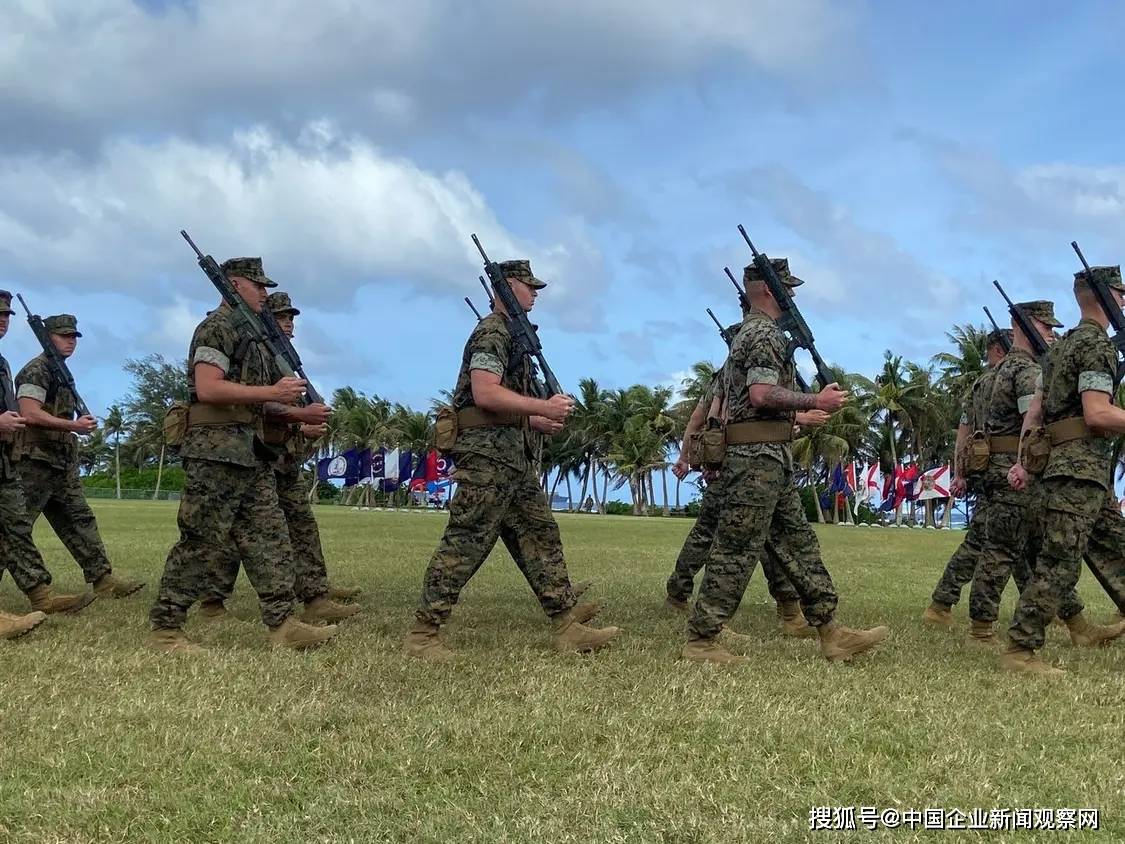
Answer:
[
  {"left": 180, "top": 230, "right": 319, "bottom": 404},
  {"left": 16, "top": 294, "right": 91, "bottom": 418},
  {"left": 737, "top": 226, "right": 834, "bottom": 389},
  {"left": 472, "top": 234, "right": 563, "bottom": 397},
  {"left": 991, "top": 281, "right": 1048, "bottom": 362},
  {"left": 722, "top": 266, "right": 810, "bottom": 393},
  {"left": 982, "top": 306, "right": 1013, "bottom": 353},
  {"left": 259, "top": 307, "right": 324, "bottom": 405},
  {"left": 1071, "top": 241, "right": 1125, "bottom": 381}
]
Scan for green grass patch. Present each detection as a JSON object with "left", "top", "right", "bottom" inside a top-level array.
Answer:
[{"left": 1, "top": 503, "right": 1121, "bottom": 842}]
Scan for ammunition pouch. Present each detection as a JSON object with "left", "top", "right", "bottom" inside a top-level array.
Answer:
[
  {"left": 435, "top": 405, "right": 458, "bottom": 452},
  {"left": 965, "top": 431, "right": 991, "bottom": 475},
  {"left": 1020, "top": 427, "right": 1051, "bottom": 475},
  {"left": 724, "top": 420, "right": 795, "bottom": 445}
]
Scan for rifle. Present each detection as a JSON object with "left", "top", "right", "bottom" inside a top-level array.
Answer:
[
  {"left": 471, "top": 234, "right": 563, "bottom": 397},
  {"left": 736, "top": 226, "right": 834, "bottom": 388},
  {"left": 991, "top": 281, "right": 1047, "bottom": 362},
  {"left": 465, "top": 297, "right": 484, "bottom": 321},
  {"left": 706, "top": 308, "right": 733, "bottom": 346},
  {"left": 478, "top": 276, "right": 495, "bottom": 308},
  {"left": 723, "top": 266, "right": 751, "bottom": 311},
  {"left": 180, "top": 230, "right": 315, "bottom": 403},
  {"left": 981, "top": 306, "right": 1012, "bottom": 353},
  {"left": 259, "top": 305, "right": 324, "bottom": 405},
  {"left": 1071, "top": 241, "right": 1125, "bottom": 380},
  {"left": 15, "top": 294, "right": 91, "bottom": 418}
]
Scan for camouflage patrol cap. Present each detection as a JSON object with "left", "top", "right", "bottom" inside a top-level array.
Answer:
[
  {"left": 1015, "top": 300, "right": 1063, "bottom": 328},
  {"left": 44, "top": 314, "right": 82, "bottom": 337},
  {"left": 0, "top": 291, "right": 14, "bottom": 316},
  {"left": 743, "top": 257, "right": 804, "bottom": 288},
  {"left": 267, "top": 291, "right": 300, "bottom": 316},
  {"left": 1074, "top": 264, "right": 1124, "bottom": 293},
  {"left": 498, "top": 259, "right": 546, "bottom": 289},
  {"left": 220, "top": 257, "right": 277, "bottom": 288},
  {"left": 986, "top": 328, "right": 1012, "bottom": 349}
]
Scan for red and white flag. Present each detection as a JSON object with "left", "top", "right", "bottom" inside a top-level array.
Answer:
[{"left": 916, "top": 465, "right": 950, "bottom": 501}]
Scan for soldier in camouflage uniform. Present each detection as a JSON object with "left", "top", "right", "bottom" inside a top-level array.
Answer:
[
  {"left": 15, "top": 314, "right": 143, "bottom": 600},
  {"left": 148, "top": 258, "right": 337, "bottom": 654},
  {"left": 968, "top": 301, "right": 1122, "bottom": 646},
  {"left": 684, "top": 259, "right": 887, "bottom": 664},
  {"left": 922, "top": 329, "right": 1009, "bottom": 627},
  {"left": 1002, "top": 266, "right": 1125, "bottom": 675},
  {"left": 0, "top": 289, "right": 69, "bottom": 637},
  {"left": 405, "top": 259, "right": 619, "bottom": 660},
  {"left": 198, "top": 291, "right": 360, "bottom": 624},
  {"left": 666, "top": 337, "right": 820, "bottom": 639}
]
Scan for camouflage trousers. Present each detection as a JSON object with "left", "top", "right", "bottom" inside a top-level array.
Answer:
[
  {"left": 666, "top": 476, "right": 800, "bottom": 605},
  {"left": 150, "top": 458, "right": 296, "bottom": 630},
  {"left": 972, "top": 481, "right": 1084, "bottom": 623},
  {"left": 688, "top": 447, "right": 837, "bottom": 640},
  {"left": 205, "top": 465, "right": 329, "bottom": 604},
  {"left": 18, "top": 458, "right": 112, "bottom": 583},
  {"left": 1009, "top": 478, "right": 1125, "bottom": 650},
  {"left": 0, "top": 474, "right": 53, "bottom": 594},
  {"left": 930, "top": 492, "right": 989, "bottom": 607},
  {"left": 416, "top": 453, "right": 577, "bottom": 627}
]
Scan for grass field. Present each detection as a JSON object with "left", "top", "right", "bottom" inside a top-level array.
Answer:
[{"left": 1, "top": 501, "right": 1122, "bottom": 843}]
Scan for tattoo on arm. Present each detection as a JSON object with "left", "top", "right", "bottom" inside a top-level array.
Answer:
[
  {"left": 760, "top": 385, "right": 818, "bottom": 410},
  {"left": 262, "top": 401, "right": 293, "bottom": 418}
]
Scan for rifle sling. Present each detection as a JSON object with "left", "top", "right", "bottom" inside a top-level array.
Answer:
[{"left": 724, "top": 420, "right": 794, "bottom": 445}]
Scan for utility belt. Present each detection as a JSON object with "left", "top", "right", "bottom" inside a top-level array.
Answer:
[
  {"left": 1046, "top": 416, "right": 1096, "bottom": 445},
  {"left": 19, "top": 427, "right": 73, "bottom": 444},
  {"left": 164, "top": 402, "right": 261, "bottom": 447},
  {"left": 435, "top": 405, "right": 524, "bottom": 452},
  {"left": 1019, "top": 416, "right": 1103, "bottom": 475},
  {"left": 987, "top": 435, "right": 1020, "bottom": 455},
  {"left": 686, "top": 419, "right": 793, "bottom": 470},
  {"left": 724, "top": 420, "right": 795, "bottom": 445}
]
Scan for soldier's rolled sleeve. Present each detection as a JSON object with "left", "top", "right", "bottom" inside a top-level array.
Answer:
[
  {"left": 746, "top": 366, "right": 780, "bottom": 386},
  {"left": 1017, "top": 394, "right": 1034, "bottom": 414},
  {"left": 1076, "top": 341, "right": 1116, "bottom": 395},
  {"left": 1078, "top": 370, "right": 1114, "bottom": 395},
  {"left": 193, "top": 346, "right": 230, "bottom": 373},
  {"left": 16, "top": 384, "right": 47, "bottom": 403},
  {"left": 469, "top": 352, "right": 504, "bottom": 377}
]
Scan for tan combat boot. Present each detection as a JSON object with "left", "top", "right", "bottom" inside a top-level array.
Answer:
[
  {"left": 28, "top": 584, "right": 96, "bottom": 615},
  {"left": 665, "top": 595, "right": 691, "bottom": 614},
  {"left": 1063, "top": 613, "right": 1125, "bottom": 647},
  {"left": 326, "top": 584, "right": 362, "bottom": 601},
  {"left": 404, "top": 620, "right": 455, "bottom": 662},
  {"left": 302, "top": 595, "right": 361, "bottom": 624},
  {"left": 682, "top": 636, "right": 749, "bottom": 664},
  {"left": 777, "top": 601, "right": 817, "bottom": 638},
  {"left": 269, "top": 617, "right": 338, "bottom": 650},
  {"left": 571, "top": 602, "right": 601, "bottom": 624},
  {"left": 999, "top": 640, "right": 1065, "bottom": 676},
  {"left": 718, "top": 625, "right": 754, "bottom": 645},
  {"left": 552, "top": 610, "right": 619, "bottom": 653},
  {"left": 93, "top": 573, "right": 145, "bottom": 599},
  {"left": 0, "top": 610, "right": 47, "bottom": 640},
  {"left": 147, "top": 628, "right": 205, "bottom": 655},
  {"left": 572, "top": 580, "right": 592, "bottom": 599},
  {"left": 818, "top": 620, "right": 889, "bottom": 662},
  {"left": 922, "top": 601, "right": 954, "bottom": 627},
  {"left": 968, "top": 619, "right": 996, "bottom": 644},
  {"left": 198, "top": 598, "right": 230, "bottom": 620}
]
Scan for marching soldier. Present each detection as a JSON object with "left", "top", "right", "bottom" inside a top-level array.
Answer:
[
  {"left": 922, "top": 329, "right": 1009, "bottom": 626},
  {"left": 1003, "top": 266, "right": 1125, "bottom": 674},
  {"left": 405, "top": 259, "right": 619, "bottom": 660},
  {"left": 148, "top": 258, "right": 337, "bottom": 653},
  {"left": 199, "top": 291, "right": 360, "bottom": 623},
  {"left": 684, "top": 259, "right": 887, "bottom": 664},
  {"left": 15, "top": 314, "right": 143, "bottom": 599}
]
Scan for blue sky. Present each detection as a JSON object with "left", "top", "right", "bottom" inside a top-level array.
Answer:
[{"left": 3, "top": 1, "right": 1125, "bottom": 418}]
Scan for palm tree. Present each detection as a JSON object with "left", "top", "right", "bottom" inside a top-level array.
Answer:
[
  {"left": 932, "top": 323, "right": 989, "bottom": 403},
  {"left": 103, "top": 404, "right": 126, "bottom": 500},
  {"left": 122, "top": 355, "right": 189, "bottom": 500}
]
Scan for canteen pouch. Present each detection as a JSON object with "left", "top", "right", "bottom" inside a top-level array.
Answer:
[
  {"left": 700, "top": 418, "right": 726, "bottom": 469},
  {"left": 435, "top": 405, "right": 459, "bottom": 452},
  {"left": 685, "top": 431, "right": 704, "bottom": 469},
  {"left": 965, "top": 431, "right": 990, "bottom": 475},
  {"left": 163, "top": 402, "right": 189, "bottom": 448},
  {"left": 1020, "top": 426, "right": 1051, "bottom": 475}
]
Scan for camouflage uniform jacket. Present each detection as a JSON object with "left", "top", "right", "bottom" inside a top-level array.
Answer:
[
  {"left": 726, "top": 308, "right": 797, "bottom": 466},
  {"left": 1042, "top": 319, "right": 1117, "bottom": 488},
  {"left": 181, "top": 303, "right": 274, "bottom": 468},
  {"left": 985, "top": 348, "right": 1040, "bottom": 477},
  {"left": 0, "top": 354, "right": 18, "bottom": 480},
  {"left": 452, "top": 312, "right": 533, "bottom": 472},
  {"left": 960, "top": 368, "right": 997, "bottom": 432},
  {"left": 15, "top": 353, "right": 78, "bottom": 470}
]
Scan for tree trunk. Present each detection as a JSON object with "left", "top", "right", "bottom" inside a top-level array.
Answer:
[
  {"left": 577, "top": 461, "right": 590, "bottom": 511},
  {"left": 153, "top": 443, "right": 165, "bottom": 501},
  {"left": 114, "top": 437, "right": 121, "bottom": 500},
  {"left": 812, "top": 480, "right": 825, "bottom": 523},
  {"left": 675, "top": 476, "right": 681, "bottom": 509},
  {"left": 887, "top": 415, "right": 902, "bottom": 525},
  {"left": 631, "top": 473, "right": 643, "bottom": 516},
  {"left": 660, "top": 464, "right": 670, "bottom": 516},
  {"left": 590, "top": 459, "right": 604, "bottom": 514},
  {"left": 549, "top": 469, "right": 564, "bottom": 509},
  {"left": 565, "top": 474, "right": 574, "bottom": 512},
  {"left": 600, "top": 466, "right": 609, "bottom": 514},
  {"left": 645, "top": 471, "right": 655, "bottom": 516}
]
